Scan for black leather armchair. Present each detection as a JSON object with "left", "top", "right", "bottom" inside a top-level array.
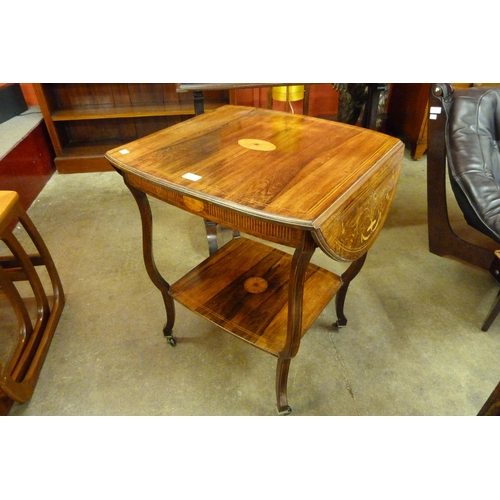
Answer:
[
  {"left": 447, "top": 86, "right": 500, "bottom": 243},
  {"left": 427, "top": 84, "right": 500, "bottom": 331},
  {"left": 427, "top": 84, "right": 500, "bottom": 415}
]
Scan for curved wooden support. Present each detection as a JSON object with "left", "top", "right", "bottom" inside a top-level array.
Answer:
[
  {"left": 14, "top": 204, "right": 65, "bottom": 388},
  {"left": 335, "top": 253, "right": 368, "bottom": 328},
  {"left": 2, "top": 231, "right": 50, "bottom": 381},
  {"left": 276, "top": 234, "right": 316, "bottom": 414},
  {"left": 283, "top": 235, "right": 316, "bottom": 358},
  {"left": 0, "top": 192, "right": 65, "bottom": 407},
  {"left": 482, "top": 290, "right": 500, "bottom": 332},
  {"left": 276, "top": 357, "right": 292, "bottom": 415},
  {"left": 123, "top": 176, "right": 176, "bottom": 342},
  {"left": 478, "top": 380, "right": 500, "bottom": 415},
  {"left": 0, "top": 265, "right": 33, "bottom": 375}
]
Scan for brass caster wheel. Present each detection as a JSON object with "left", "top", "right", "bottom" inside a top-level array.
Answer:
[
  {"left": 164, "top": 333, "right": 177, "bottom": 346},
  {"left": 277, "top": 406, "right": 292, "bottom": 416}
]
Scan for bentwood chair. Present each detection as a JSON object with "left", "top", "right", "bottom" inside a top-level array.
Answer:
[{"left": 0, "top": 191, "right": 64, "bottom": 415}]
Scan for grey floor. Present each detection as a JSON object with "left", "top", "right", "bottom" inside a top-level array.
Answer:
[{"left": 4, "top": 148, "right": 500, "bottom": 416}]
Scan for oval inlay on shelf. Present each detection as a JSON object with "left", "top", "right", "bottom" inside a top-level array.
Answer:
[{"left": 244, "top": 277, "right": 269, "bottom": 294}]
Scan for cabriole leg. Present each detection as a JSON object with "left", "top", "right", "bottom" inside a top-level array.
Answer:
[
  {"left": 276, "top": 357, "right": 292, "bottom": 415},
  {"left": 275, "top": 236, "right": 316, "bottom": 415},
  {"left": 335, "top": 253, "right": 367, "bottom": 328},
  {"left": 124, "top": 178, "right": 176, "bottom": 345}
]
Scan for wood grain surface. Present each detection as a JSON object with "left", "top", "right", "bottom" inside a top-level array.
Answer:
[
  {"left": 169, "top": 238, "right": 341, "bottom": 355},
  {"left": 107, "top": 105, "right": 404, "bottom": 261}
]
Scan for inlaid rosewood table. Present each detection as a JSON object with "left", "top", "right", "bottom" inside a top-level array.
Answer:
[{"left": 105, "top": 105, "right": 404, "bottom": 414}]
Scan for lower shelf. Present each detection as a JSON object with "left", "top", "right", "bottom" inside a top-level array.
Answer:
[
  {"left": 54, "top": 155, "right": 113, "bottom": 174},
  {"left": 55, "top": 141, "right": 123, "bottom": 173},
  {"left": 169, "top": 237, "right": 342, "bottom": 355}
]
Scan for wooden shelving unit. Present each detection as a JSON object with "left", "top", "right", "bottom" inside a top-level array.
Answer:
[{"left": 33, "top": 83, "right": 229, "bottom": 173}]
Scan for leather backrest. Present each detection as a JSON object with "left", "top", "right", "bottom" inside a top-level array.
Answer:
[{"left": 446, "top": 87, "right": 500, "bottom": 243}]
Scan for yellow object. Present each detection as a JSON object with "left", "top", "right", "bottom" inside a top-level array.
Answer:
[{"left": 272, "top": 85, "right": 305, "bottom": 102}]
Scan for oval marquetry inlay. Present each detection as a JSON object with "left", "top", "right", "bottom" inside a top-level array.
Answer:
[
  {"left": 238, "top": 139, "right": 276, "bottom": 151},
  {"left": 244, "top": 277, "right": 268, "bottom": 294},
  {"left": 182, "top": 196, "right": 205, "bottom": 212}
]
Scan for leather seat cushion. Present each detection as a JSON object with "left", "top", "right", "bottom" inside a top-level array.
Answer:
[{"left": 447, "top": 87, "right": 500, "bottom": 243}]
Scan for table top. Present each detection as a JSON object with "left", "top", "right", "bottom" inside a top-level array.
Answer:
[{"left": 106, "top": 105, "right": 404, "bottom": 260}]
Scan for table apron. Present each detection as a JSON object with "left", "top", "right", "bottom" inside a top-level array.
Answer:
[{"left": 125, "top": 173, "right": 308, "bottom": 248}]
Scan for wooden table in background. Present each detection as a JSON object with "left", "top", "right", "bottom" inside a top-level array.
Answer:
[{"left": 106, "top": 105, "right": 404, "bottom": 414}]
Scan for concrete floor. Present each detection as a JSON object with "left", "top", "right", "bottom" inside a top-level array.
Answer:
[{"left": 4, "top": 148, "right": 500, "bottom": 416}]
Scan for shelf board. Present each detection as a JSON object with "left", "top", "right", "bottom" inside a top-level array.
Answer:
[
  {"left": 61, "top": 140, "right": 122, "bottom": 157},
  {"left": 170, "top": 237, "right": 342, "bottom": 356},
  {"left": 55, "top": 141, "right": 119, "bottom": 172},
  {"left": 50, "top": 101, "right": 225, "bottom": 121},
  {"left": 54, "top": 155, "right": 113, "bottom": 174}
]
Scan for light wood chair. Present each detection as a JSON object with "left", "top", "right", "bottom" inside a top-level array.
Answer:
[{"left": 0, "top": 191, "right": 64, "bottom": 415}]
